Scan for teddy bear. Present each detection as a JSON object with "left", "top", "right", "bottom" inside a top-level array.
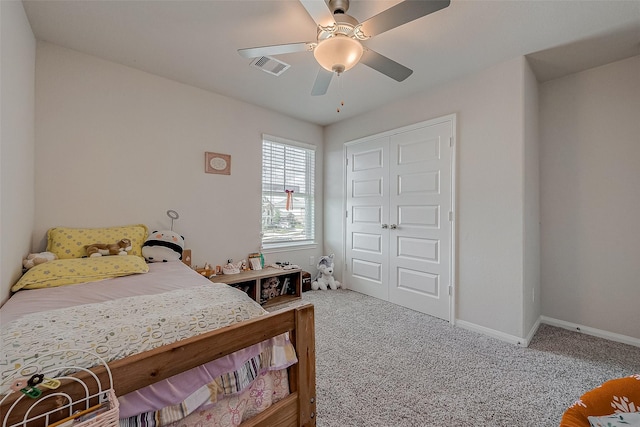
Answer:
[
  {"left": 261, "top": 276, "right": 280, "bottom": 302},
  {"left": 311, "top": 254, "right": 341, "bottom": 290},
  {"left": 23, "top": 251, "right": 57, "bottom": 270},
  {"left": 142, "top": 230, "right": 184, "bottom": 263},
  {"left": 85, "top": 239, "right": 132, "bottom": 257}
]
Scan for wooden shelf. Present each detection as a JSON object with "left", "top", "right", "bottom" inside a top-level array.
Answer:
[{"left": 209, "top": 267, "right": 301, "bottom": 307}]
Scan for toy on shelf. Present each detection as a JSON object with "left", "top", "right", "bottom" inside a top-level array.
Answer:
[
  {"left": 261, "top": 277, "right": 280, "bottom": 302},
  {"left": 196, "top": 262, "right": 216, "bottom": 278},
  {"left": 222, "top": 259, "right": 242, "bottom": 275},
  {"left": 270, "top": 262, "right": 300, "bottom": 270}
]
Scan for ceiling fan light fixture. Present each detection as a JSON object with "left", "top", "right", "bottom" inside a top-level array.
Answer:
[{"left": 313, "top": 35, "right": 363, "bottom": 73}]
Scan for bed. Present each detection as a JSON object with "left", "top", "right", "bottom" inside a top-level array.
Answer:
[{"left": 0, "top": 225, "right": 316, "bottom": 427}]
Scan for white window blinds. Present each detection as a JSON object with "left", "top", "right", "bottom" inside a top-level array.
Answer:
[{"left": 262, "top": 135, "right": 315, "bottom": 247}]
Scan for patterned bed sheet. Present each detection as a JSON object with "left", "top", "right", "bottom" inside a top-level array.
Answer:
[
  {"left": 121, "top": 370, "right": 291, "bottom": 427},
  {"left": 0, "top": 262, "right": 298, "bottom": 425}
]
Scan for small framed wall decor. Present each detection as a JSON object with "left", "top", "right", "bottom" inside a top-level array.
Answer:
[{"left": 205, "top": 152, "right": 231, "bottom": 175}]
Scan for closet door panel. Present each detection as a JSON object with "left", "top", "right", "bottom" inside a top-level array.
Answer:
[
  {"left": 345, "top": 137, "right": 390, "bottom": 300},
  {"left": 389, "top": 121, "right": 452, "bottom": 320}
]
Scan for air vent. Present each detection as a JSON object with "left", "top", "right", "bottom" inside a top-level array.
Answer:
[{"left": 250, "top": 56, "right": 291, "bottom": 76}]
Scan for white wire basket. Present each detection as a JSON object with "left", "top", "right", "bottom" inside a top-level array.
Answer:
[{"left": 0, "top": 350, "right": 118, "bottom": 427}]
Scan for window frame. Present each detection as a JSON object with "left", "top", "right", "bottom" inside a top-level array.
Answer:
[{"left": 261, "top": 134, "right": 316, "bottom": 250}]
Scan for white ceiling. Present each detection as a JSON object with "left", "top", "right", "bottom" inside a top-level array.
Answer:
[{"left": 22, "top": 0, "right": 640, "bottom": 126}]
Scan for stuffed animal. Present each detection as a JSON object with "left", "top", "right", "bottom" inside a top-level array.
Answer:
[
  {"left": 311, "top": 254, "right": 341, "bottom": 290},
  {"left": 23, "top": 251, "right": 57, "bottom": 270},
  {"left": 142, "top": 230, "right": 184, "bottom": 263},
  {"left": 261, "top": 277, "right": 280, "bottom": 302},
  {"left": 85, "top": 239, "right": 132, "bottom": 257},
  {"left": 222, "top": 259, "right": 242, "bottom": 275}
]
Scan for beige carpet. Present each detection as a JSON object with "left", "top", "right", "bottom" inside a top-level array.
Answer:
[{"left": 300, "top": 289, "right": 640, "bottom": 427}]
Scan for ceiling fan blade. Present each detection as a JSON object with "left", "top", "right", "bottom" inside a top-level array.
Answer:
[
  {"left": 311, "top": 68, "right": 334, "bottom": 96},
  {"left": 360, "top": 49, "right": 413, "bottom": 82},
  {"left": 358, "top": 0, "right": 451, "bottom": 37},
  {"left": 238, "top": 42, "right": 315, "bottom": 59},
  {"left": 299, "top": 0, "right": 336, "bottom": 27}
]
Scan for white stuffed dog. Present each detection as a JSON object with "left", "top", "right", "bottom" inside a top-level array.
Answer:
[{"left": 311, "top": 254, "right": 341, "bottom": 290}]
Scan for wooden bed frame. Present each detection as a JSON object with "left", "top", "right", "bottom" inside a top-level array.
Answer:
[{"left": 1, "top": 303, "right": 316, "bottom": 427}]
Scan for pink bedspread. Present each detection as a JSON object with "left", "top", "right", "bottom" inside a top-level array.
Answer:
[{"left": 1, "top": 262, "right": 217, "bottom": 324}]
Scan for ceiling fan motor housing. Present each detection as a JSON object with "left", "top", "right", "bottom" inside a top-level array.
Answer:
[
  {"left": 317, "top": 12, "right": 359, "bottom": 40},
  {"left": 329, "top": 0, "right": 350, "bottom": 14}
]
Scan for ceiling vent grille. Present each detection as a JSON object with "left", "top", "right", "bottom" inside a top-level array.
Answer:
[{"left": 250, "top": 56, "right": 291, "bottom": 76}]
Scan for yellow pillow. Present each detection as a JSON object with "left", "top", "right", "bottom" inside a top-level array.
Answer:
[
  {"left": 47, "top": 224, "right": 148, "bottom": 259},
  {"left": 12, "top": 256, "right": 149, "bottom": 291}
]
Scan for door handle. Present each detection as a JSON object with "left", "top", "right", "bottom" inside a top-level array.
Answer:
[
  {"left": 381, "top": 224, "right": 388, "bottom": 229},
  {"left": 390, "top": 224, "right": 398, "bottom": 229}
]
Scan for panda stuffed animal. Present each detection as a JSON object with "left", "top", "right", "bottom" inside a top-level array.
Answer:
[{"left": 142, "top": 230, "right": 184, "bottom": 263}]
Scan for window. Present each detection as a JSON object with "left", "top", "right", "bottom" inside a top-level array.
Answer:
[{"left": 262, "top": 135, "right": 315, "bottom": 248}]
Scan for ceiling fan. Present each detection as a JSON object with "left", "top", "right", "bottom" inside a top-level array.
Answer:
[{"left": 238, "top": 0, "right": 450, "bottom": 96}]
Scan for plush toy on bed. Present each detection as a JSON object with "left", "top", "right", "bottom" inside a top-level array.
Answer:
[
  {"left": 311, "top": 254, "right": 341, "bottom": 291},
  {"left": 22, "top": 251, "right": 58, "bottom": 270},
  {"left": 142, "top": 230, "right": 184, "bottom": 263},
  {"left": 85, "top": 239, "right": 132, "bottom": 257}
]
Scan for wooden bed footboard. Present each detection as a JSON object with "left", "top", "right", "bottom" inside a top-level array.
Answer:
[{"left": 1, "top": 303, "right": 316, "bottom": 427}]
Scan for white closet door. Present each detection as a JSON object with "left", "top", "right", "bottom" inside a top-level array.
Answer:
[
  {"left": 345, "top": 137, "right": 390, "bottom": 300},
  {"left": 344, "top": 115, "right": 455, "bottom": 322},
  {"left": 388, "top": 121, "right": 452, "bottom": 320}
]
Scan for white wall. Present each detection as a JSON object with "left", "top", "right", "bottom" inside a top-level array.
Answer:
[
  {"left": 34, "top": 42, "right": 324, "bottom": 273},
  {"left": 1, "top": 1, "right": 36, "bottom": 302},
  {"left": 325, "top": 57, "right": 531, "bottom": 339},
  {"left": 522, "top": 59, "right": 541, "bottom": 338},
  {"left": 540, "top": 55, "right": 640, "bottom": 340}
]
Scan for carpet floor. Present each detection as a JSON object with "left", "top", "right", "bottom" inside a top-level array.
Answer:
[{"left": 300, "top": 290, "right": 640, "bottom": 427}]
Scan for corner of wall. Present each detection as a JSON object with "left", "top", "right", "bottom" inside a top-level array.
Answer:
[
  {"left": 521, "top": 56, "right": 541, "bottom": 337},
  {"left": 0, "top": 1, "right": 36, "bottom": 302}
]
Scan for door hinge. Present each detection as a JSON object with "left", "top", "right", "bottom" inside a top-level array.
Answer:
[
  {"left": 449, "top": 211, "right": 453, "bottom": 222},
  {"left": 345, "top": 158, "right": 349, "bottom": 166},
  {"left": 449, "top": 137, "right": 454, "bottom": 147},
  {"left": 346, "top": 210, "right": 348, "bottom": 218},
  {"left": 448, "top": 286, "right": 452, "bottom": 296}
]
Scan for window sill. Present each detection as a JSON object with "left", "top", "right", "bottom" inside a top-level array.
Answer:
[{"left": 262, "top": 242, "right": 318, "bottom": 253}]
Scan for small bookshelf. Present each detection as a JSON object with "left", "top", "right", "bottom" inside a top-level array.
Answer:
[{"left": 209, "top": 267, "right": 301, "bottom": 308}]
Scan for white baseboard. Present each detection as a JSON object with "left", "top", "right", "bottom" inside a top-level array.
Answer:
[
  {"left": 452, "top": 317, "right": 639, "bottom": 349},
  {"left": 524, "top": 317, "right": 541, "bottom": 346},
  {"left": 540, "top": 316, "right": 640, "bottom": 348},
  {"left": 455, "top": 319, "right": 531, "bottom": 347}
]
